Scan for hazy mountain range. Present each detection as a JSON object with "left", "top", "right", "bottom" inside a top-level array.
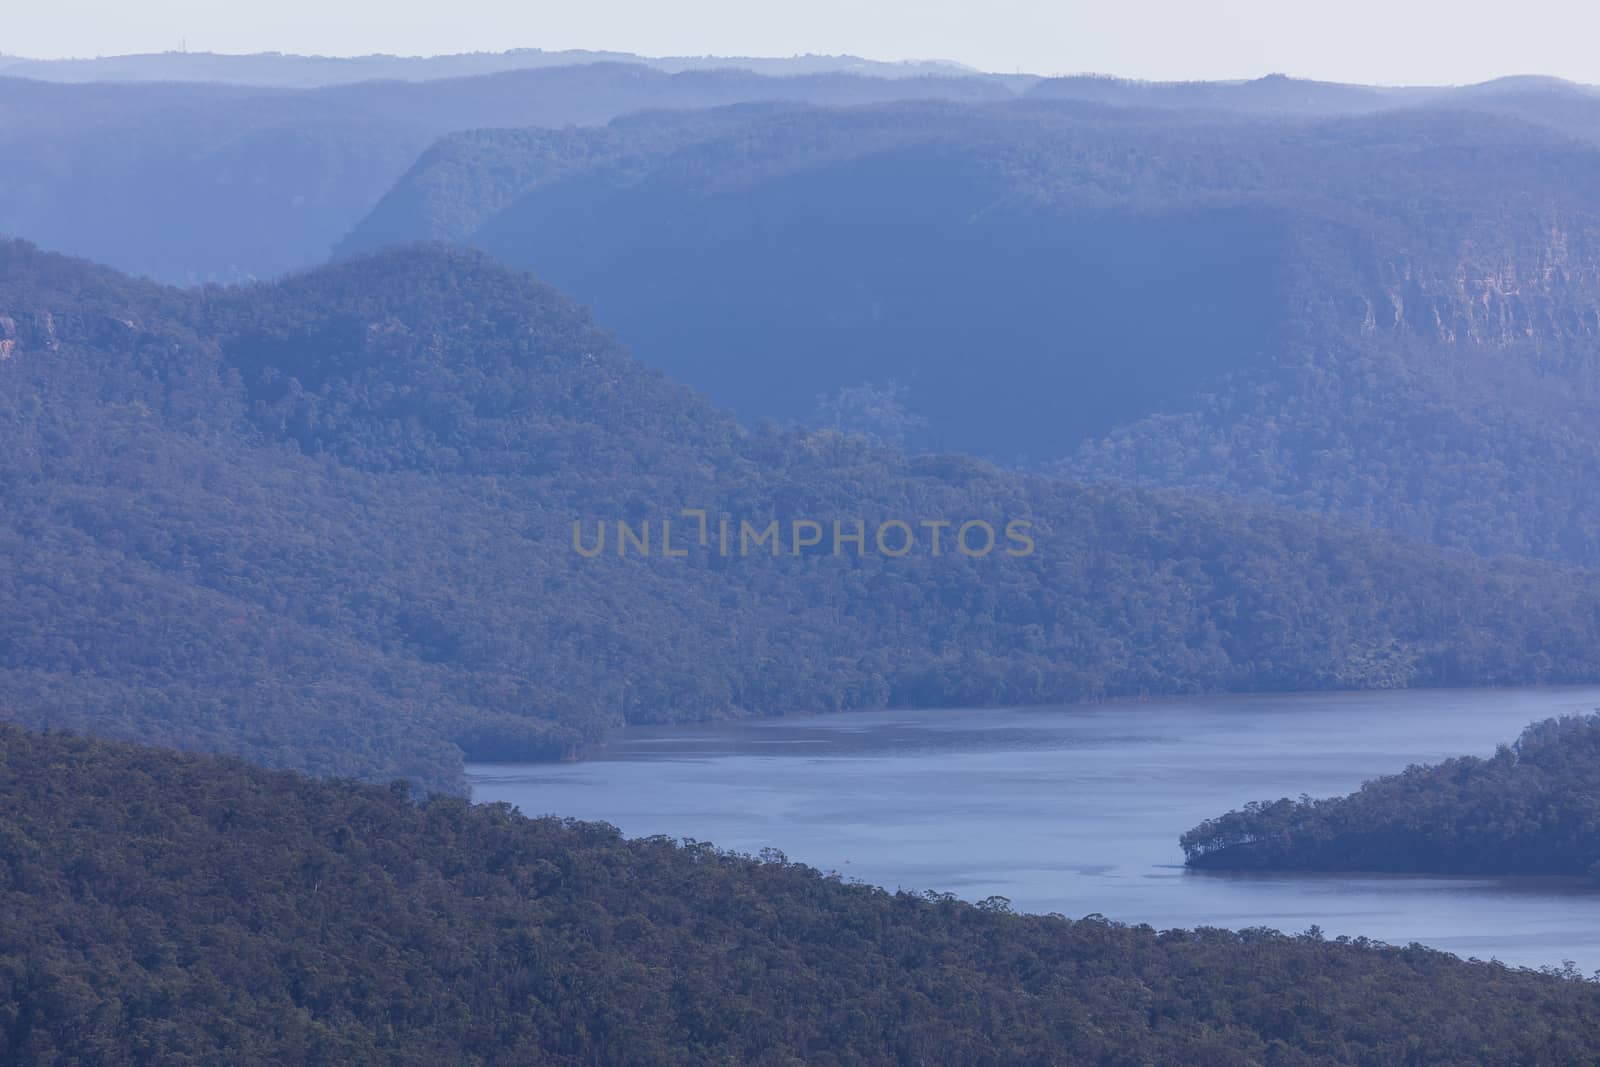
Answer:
[
  {"left": 4, "top": 56, "right": 1599, "bottom": 287},
  {"left": 0, "top": 63, "right": 1010, "bottom": 283},
  {"left": 7, "top": 47, "right": 1600, "bottom": 1060},
  {"left": 339, "top": 89, "right": 1600, "bottom": 566},
  {"left": 6, "top": 62, "right": 1600, "bottom": 792},
  {"left": 0, "top": 47, "right": 1005, "bottom": 88},
  {"left": 6, "top": 237, "right": 1598, "bottom": 793}
]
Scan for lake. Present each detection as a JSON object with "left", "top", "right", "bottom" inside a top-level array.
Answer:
[{"left": 469, "top": 686, "right": 1600, "bottom": 971}]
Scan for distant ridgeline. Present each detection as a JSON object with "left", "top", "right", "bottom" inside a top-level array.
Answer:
[
  {"left": 5, "top": 723, "right": 1600, "bottom": 1064},
  {"left": 0, "top": 48, "right": 1002, "bottom": 88},
  {"left": 5, "top": 238, "right": 1600, "bottom": 790},
  {"left": 0, "top": 65, "right": 1009, "bottom": 283},
  {"left": 1182, "top": 714, "right": 1600, "bottom": 879},
  {"left": 338, "top": 89, "right": 1600, "bottom": 566}
]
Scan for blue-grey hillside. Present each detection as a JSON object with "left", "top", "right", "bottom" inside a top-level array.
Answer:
[
  {"left": 3, "top": 238, "right": 1598, "bottom": 791},
  {"left": 338, "top": 92, "right": 1600, "bottom": 565},
  {"left": 0, "top": 65, "right": 1008, "bottom": 283}
]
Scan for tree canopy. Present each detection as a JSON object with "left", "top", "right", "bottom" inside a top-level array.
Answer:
[
  {"left": 5, "top": 723, "right": 1600, "bottom": 1065},
  {"left": 6, "top": 239, "right": 1600, "bottom": 792},
  {"left": 1182, "top": 713, "right": 1600, "bottom": 878}
]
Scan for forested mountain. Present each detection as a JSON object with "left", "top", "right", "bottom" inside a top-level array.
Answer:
[
  {"left": 6, "top": 723, "right": 1600, "bottom": 1065},
  {"left": 340, "top": 94, "right": 1600, "bottom": 565},
  {"left": 1182, "top": 714, "right": 1600, "bottom": 879},
  {"left": 5, "top": 238, "right": 1600, "bottom": 792},
  {"left": 0, "top": 66, "right": 1008, "bottom": 283},
  {"left": 0, "top": 47, "right": 1000, "bottom": 88}
]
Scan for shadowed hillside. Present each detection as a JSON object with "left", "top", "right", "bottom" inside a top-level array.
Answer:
[
  {"left": 340, "top": 95, "right": 1600, "bottom": 564},
  {"left": 0, "top": 66, "right": 1010, "bottom": 284}
]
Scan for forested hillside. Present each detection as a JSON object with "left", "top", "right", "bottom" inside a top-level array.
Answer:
[
  {"left": 341, "top": 94, "right": 1600, "bottom": 565},
  {"left": 1182, "top": 714, "right": 1600, "bottom": 877},
  {"left": 4, "top": 238, "right": 1600, "bottom": 791},
  {"left": 5, "top": 724, "right": 1600, "bottom": 1065},
  {"left": 0, "top": 65, "right": 1007, "bottom": 283}
]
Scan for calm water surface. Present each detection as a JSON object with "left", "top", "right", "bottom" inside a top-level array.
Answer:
[{"left": 470, "top": 687, "right": 1600, "bottom": 970}]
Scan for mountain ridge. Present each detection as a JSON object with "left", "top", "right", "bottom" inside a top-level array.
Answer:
[
  {"left": 0, "top": 47, "right": 1006, "bottom": 88},
  {"left": 338, "top": 96, "right": 1600, "bottom": 566},
  {"left": 7, "top": 237, "right": 1600, "bottom": 791},
  {"left": 0, "top": 65, "right": 1012, "bottom": 284}
]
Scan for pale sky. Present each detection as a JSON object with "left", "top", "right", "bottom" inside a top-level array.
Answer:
[{"left": 4, "top": 0, "right": 1599, "bottom": 85}]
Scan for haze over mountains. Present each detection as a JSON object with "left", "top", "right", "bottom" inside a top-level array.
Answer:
[
  {"left": 7, "top": 237, "right": 1600, "bottom": 793},
  {"left": 1028, "top": 71, "right": 1600, "bottom": 118},
  {"left": 4, "top": 56, "right": 1600, "bottom": 788},
  {"left": 0, "top": 63, "right": 1010, "bottom": 283},
  {"left": 9, "top": 44, "right": 1600, "bottom": 1060},
  {"left": 0, "top": 47, "right": 1003, "bottom": 88},
  {"left": 4, "top": 51, "right": 1599, "bottom": 289},
  {"left": 4, "top": 55, "right": 1600, "bottom": 789},
  {"left": 342, "top": 88, "right": 1600, "bottom": 567}
]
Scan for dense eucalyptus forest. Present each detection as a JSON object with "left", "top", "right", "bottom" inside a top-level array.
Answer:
[
  {"left": 4, "top": 724, "right": 1600, "bottom": 1066},
  {"left": 1182, "top": 714, "right": 1600, "bottom": 878},
  {"left": 5, "top": 238, "right": 1600, "bottom": 795},
  {"left": 5, "top": 43, "right": 1600, "bottom": 1064}
]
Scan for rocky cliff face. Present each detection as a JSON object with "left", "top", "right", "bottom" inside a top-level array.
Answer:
[
  {"left": 1364, "top": 226, "right": 1600, "bottom": 350},
  {"left": 1063, "top": 206, "right": 1600, "bottom": 566},
  {"left": 0, "top": 310, "right": 64, "bottom": 358}
]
